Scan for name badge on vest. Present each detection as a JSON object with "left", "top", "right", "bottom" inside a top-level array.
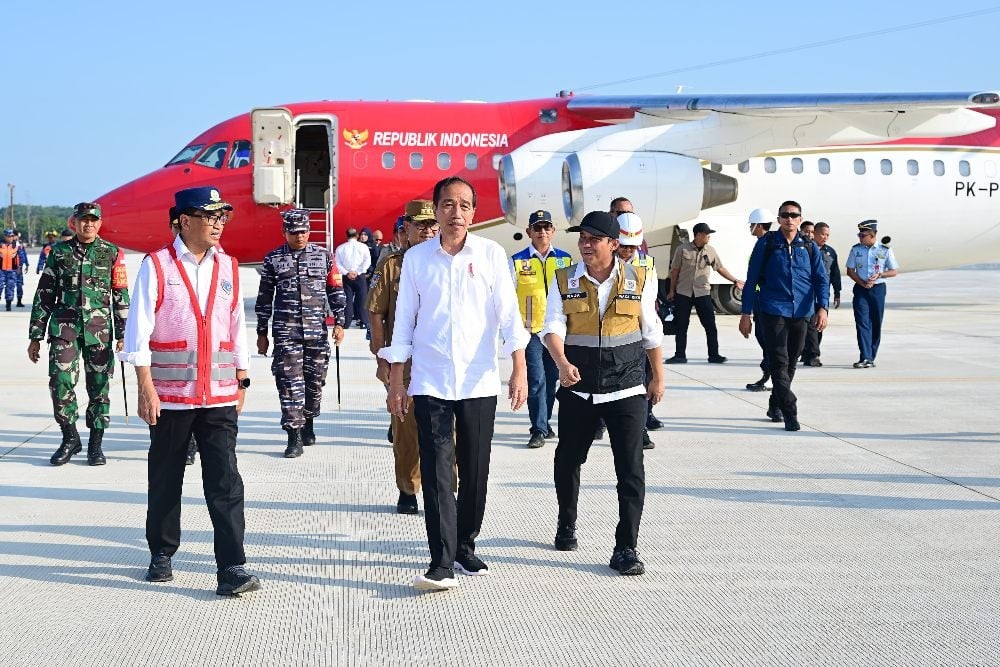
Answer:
[
  {"left": 624, "top": 279, "right": 637, "bottom": 292},
  {"left": 221, "top": 279, "right": 233, "bottom": 295}
]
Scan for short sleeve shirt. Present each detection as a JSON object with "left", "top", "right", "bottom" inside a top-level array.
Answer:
[
  {"left": 671, "top": 241, "right": 724, "bottom": 298},
  {"left": 367, "top": 250, "right": 404, "bottom": 343}
]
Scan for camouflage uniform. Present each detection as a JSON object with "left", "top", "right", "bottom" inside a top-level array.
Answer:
[
  {"left": 256, "top": 242, "right": 346, "bottom": 429},
  {"left": 29, "top": 237, "right": 130, "bottom": 430},
  {"left": 14, "top": 239, "right": 27, "bottom": 303}
]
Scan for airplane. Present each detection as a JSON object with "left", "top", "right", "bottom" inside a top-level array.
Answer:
[{"left": 94, "top": 91, "right": 1000, "bottom": 314}]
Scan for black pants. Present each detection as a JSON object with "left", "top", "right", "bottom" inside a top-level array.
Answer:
[
  {"left": 801, "top": 322, "right": 823, "bottom": 362},
  {"left": 760, "top": 314, "right": 808, "bottom": 418},
  {"left": 342, "top": 274, "right": 370, "bottom": 327},
  {"left": 753, "top": 304, "right": 770, "bottom": 375},
  {"left": 673, "top": 293, "right": 719, "bottom": 358},
  {"left": 146, "top": 406, "right": 246, "bottom": 570},
  {"left": 554, "top": 390, "right": 646, "bottom": 549},
  {"left": 413, "top": 395, "right": 496, "bottom": 570}
]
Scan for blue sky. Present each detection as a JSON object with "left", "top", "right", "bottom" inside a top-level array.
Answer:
[{"left": 4, "top": 0, "right": 999, "bottom": 205}]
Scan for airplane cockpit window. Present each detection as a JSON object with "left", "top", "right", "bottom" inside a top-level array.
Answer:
[
  {"left": 880, "top": 159, "right": 892, "bottom": 176},
  {"left": 791, "top": 158, "right": 803, "bottom": 174},
  {"left": 959, "top": 160, "right": 971, "bottom": 177},
  {"left": 907, "top": 160, "right": 919, "bottom": 176},
  {"left": 854, "top": 159, "right": 866, "bottom": 175},
  {"left": 165, "top": 144, "right": 205, "bottom": 166},
  {"left": 764, "top": 157, "right": 776, "bottom": 174},
  {"left": 437, "top": 153, "right": 451, "bottom": 170},
  {"left": 818, "top": 158, "right": 830, "bottom": 174},
  {"left": 382, "top": 152, "right": 396, "bottom": 169},
  {"left": 194, "top": 142, "right": 228, "bottom": 169},
  {"left": 229, "top": 140, "right": 252, "bottom": 169},
  {"left": 465, "top": 153, "right": 478, "bottom": 170},
  {"left": 933, "top": 160, "right": 945, "bottom": 176}
]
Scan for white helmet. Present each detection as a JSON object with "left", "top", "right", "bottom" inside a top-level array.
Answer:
[
  {"left": 748, "top": 208, "right": 775, "bottom": 226},
  {"left": 617, "top": 212, "right": 644, "bottom": 247}
]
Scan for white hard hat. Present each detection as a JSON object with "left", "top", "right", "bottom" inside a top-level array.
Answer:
[
  {"left": 748, "top": 208, "right": 775, "bottom": 226},
  {"left": 617, "top": 212, "right": 644, "bottom": 247}
]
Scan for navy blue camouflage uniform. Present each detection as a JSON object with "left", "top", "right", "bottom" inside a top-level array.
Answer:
[{"left": 256, "top": 242, "right": 346, "bottom": 429}]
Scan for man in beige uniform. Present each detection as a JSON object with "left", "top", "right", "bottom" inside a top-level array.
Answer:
[{"left": 666, "top": 222, "right": 744, "bottom": 364}]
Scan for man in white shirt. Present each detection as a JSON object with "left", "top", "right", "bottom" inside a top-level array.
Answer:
[
  {"left": 118, "top": 186, "right": 261, "bottom": 597},
  {"left": 541, "top": 211, "right": 664, "bottom": 576},
  {"left": 334, "top": 227, "right": 372, "bottom": 329},
  {"left": 381, "top": 176, "right": 529, "bottom": 592}
]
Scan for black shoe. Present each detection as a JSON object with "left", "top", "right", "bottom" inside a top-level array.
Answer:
[
  {"left": 216, "top": 565, "right": 262, "bottom": 596},
  {"left": 86, "top": 429, "right": 106, "bottom": 466},
  {"left": 454, "top": 553, "right": 490, "bottom": 576},
  {"left": 546, "top": 428, "right": 557, "bottom": 439},
  {"left": 784, "top": 416, "right": 801, "bottom": 432},
  {"left": 642, "top": 429, "right": 654, "bottom": 450},
  {"left": 766, "top": 407, "right": 783, "bottom": 423},
  {"left": 16, "top": 300, "right": 23, "bottom": 307},
  {"left": 527, "top": 432, "right": 546, "bottom": 449},
  {"left": 185, "top": 436, "right": 197, "bottom": 466},
  {"left": 50, "top": 424, "right": 82, "bottom": 466},
  {"left": 387, "top": 424, "right": 393, "bottom": 443},
  {"left": 609, "top": 546, "right": 646, "bottom": 576},
  {"left": 396, "top": 492, "right": 418, "bottom": 515},
  {"left": 707, "top": 355, "right": 728, "bottom": 364},
  {"left": 746, "top": 374, "right": 770, "bottom": 392},
  {"left": 646, "top": 414, "right": 663, "bottom": 430},
  {"left": 413, "top": 566, "right": 458, "bottom": 591},
  {"left": 664, "top": 355, "right": 687, "bottom": 364},
  {"left": 4, "top": 302, "right": 10, "bottom": 311},
  {"left": 594, "top": 425, "right": 606, "bottom": 441},
  {"left": 554, "top": 524, "right": 578, "bottom": 551},
  {"left": 301, "top": 417, "right": 316, "bottom": 446},
  {"left": 146, "top": 553, "right": 173, "bottom": 582},
  {"left": 283, "top": 429, "right": 304, "bottom": 458},
  {"left": 853, "top": 359, "right": 875, "bottom": 368}
]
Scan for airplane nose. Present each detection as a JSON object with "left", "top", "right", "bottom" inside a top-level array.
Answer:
[{"left": 97, "top": 182, "right": 136, "bottom": 214}]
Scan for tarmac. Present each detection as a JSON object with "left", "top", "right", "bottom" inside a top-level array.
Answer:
[{"left": 1, "top": 255, "right": 999, "bottom": 667}]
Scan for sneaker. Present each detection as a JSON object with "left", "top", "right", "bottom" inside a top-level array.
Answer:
[
  {"left": 216, "top": 565, "right": 262, "bottom": 596},
  {"left": 396, "top": 492, "right": 418, "bottom": 515},
  {"left": 707, "top": 355, "right": 727, "bottom": 364},
  {"left": 454, "top": 553, "right": 490, "bottom": 576},
  {"left": 146, "top": 553, "right": 173, "bottom": 582},
  {"left": 609, "top": 546, "right": 646, "bottom": 576},
  {"left": 664, "top": 355, "right": 688, "bottom": 364},
  {"left": 545, "top": 428, "right": 557, "bottom": 439},
  {"left": 527, "top": 432, "right": 546, "bottom": 449},
  {"left": 413, "top": 566, "right": 458, "bottom": 591},
  {"left": 554, "top": 524, "right": 578, "bottom": 551},
  {"left": 646, "top": 414, "right": 663, "bottom": 431},
  {"left": 853, "top": 359, "right": 874, "bottom": 369},
  {"left": 642, "top": 430, "right": 654, "bottom": 450}
]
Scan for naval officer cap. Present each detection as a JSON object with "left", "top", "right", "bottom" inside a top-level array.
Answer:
[
  {"left": 858, "top": 219, "right": 878, "bottom": 233},
  {"left": 174, "top": 186, "right": 233, "bottom": 213}
]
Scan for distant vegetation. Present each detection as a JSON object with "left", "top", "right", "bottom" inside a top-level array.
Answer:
[{"left": 0, "top": 205, "right": 73, "bottom": 246}]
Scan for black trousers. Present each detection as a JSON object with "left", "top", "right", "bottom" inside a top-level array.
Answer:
[
  {"left": 672, "top": 293, "right": 719, "bottom": 358},
  {"left": 146, "top": 406, "right": 247, "bottom": 570},
  {"left": 413, "top": 394, "right": 496, "bottom": 570},
  {"left": 342, "top": 274, "right": 370, "bottom": 327},
  {"left": 801, "top": 322, "right": 823, "bottom": 362},
  {"left": 554, "top": 390, "right": 646, "bottom": 549},
  {"left": 753, "top": 304, "right": 770, "bottom": 375},
  {"left": 760, "top": 313, "right": 809, "bottom": 418}
]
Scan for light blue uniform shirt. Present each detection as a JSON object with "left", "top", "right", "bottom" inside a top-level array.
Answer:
[{"left": 845, "top": 243, "right": 898, "bottom": 285}]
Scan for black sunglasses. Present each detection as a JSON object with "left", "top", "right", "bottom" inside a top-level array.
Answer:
[
  {"left": 530, "top": 223, "right": 554, "bottom": 232},
  {"left": 779, "top": 211, "right": 802, "bottom": 219}
]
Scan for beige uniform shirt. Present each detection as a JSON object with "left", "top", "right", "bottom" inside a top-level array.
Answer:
[
  {"left": 367, "top": 250, "right": 411, "bottom": 381},
  {"left": 671, "top": 241, "right": 725, "bottom": 298}
]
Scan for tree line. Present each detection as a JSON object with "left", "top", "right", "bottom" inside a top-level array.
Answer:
[{"left": 1, "top": 205, "right": 74, "bottom": 246}]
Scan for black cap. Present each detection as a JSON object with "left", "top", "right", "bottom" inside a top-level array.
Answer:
[
  {"left": 692, "top": 222, "right": 716, "bottom": 235},
  {"left": 567, "top": 211, "right": 619, "bottom": 238},
  {"left": 528, "top": 210, "right": 552, "bottom": 226}
]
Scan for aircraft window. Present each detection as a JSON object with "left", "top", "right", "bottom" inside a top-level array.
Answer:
[
  {"left": 880, "top": 159, "right": 892, "bottom": 176},
  {"left": 959, "top": 160, "right": 971, "bottom": 177},
  {"left": 933, "top": 160, "right": 945, "bottom": 176},
  {"left": 854, "top": 159, "right": 866, "bottom": 175},
  {"left": 818, "top": 158, "right": 830, "bottom": 174},
  {"left": 410, "top": 152, "right": 424, "bottom": 169},
  {"left": 764, "top": 157, "right": 776, "bottom": 174},
  {"left": 437, "top": 152, "right": 451, "bottom": 170},
  {"left": 465, "top": 153, "right": 478, "bottom": 170},
  {"left": 737, "top": 161, "right": 749, "bottom": 173},
  {"left": 382, "top": 151, "right": 395, "bottom": 169},
  {"left": 492, "top": 155, "right": 502, "bottom": 171},
  {"left": 791, "top": 158, "right": 803, "bottom": 174},
  {"left": 195, "top": 142, "right": 228, "bottom": 169},
  {"left": 907, "top": 159, "right": 918, "bottom": 176},
  {"left": 166, "top": 144, "right": 205, "bottom": 166},
  {"left": 228, "top": 140, "right": 251, "bottom": 169}
]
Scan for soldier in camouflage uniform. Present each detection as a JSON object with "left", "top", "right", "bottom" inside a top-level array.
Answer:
[
  {"left": 255, "top": 209, "right": 346, "bottom": 458},
  {"left": 27, "top": 202, "right": 130, "bottom": 466}
]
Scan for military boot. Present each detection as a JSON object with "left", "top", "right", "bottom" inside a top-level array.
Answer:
[
  {"left": 16, "top": 299, "right": 24, "bottom": 307},
  {"left": 4, "top": 301, "right": 10, "bottom": 311},
  {"left": 283, "top": 429, "right": 304, "bottom": 458},
  {"left": 301, "top": 418, "right": 316, "bottom": 446},
  {"left": 87, "top": 429, "right": 107, "bottom": 466},
  {"left": 50, "top": 424, "right": 82, "bottom": 466}
]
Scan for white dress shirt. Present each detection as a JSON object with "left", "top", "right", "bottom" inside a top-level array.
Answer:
[
  {"left": 334, "top": 238, "right": 372, "bottom": 275},
  {"left": 379, "top": 233, "right": 530, "bottom": 400},
  {"left": 540, "top": 258, "right": 663, "bottom": 404},
  {"left": 117, "top": 235, "right": 250, "bottom": 410}
]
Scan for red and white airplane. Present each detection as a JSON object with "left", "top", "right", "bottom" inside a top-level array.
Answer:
[{"left": 94, "top": 91, "right": 1000, "bottom": 313}]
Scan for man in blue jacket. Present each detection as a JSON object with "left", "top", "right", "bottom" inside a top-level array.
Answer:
[{"left": 739, "top": 200, "right": 829, "bottom": 432}]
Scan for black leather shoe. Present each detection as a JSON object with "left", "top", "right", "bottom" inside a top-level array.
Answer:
[
  {"left": 146, "top": 553, "right": 173, "bottom": 582},
  {"left": 664, "top": 355, "right": 688, "bottom": 364},
  {"left": 784, "top": 416, "right": 801, "bottom": 431},
  {"left": 16, "top": 300, "right": 24, "bottom": 307},
  {"left": 646, "top": 414, "right": 663, "bottom": 430},
  {"left": 546, "top": 428, "right": 557, "bottom": 439},
  {"left": 766, "top": 407, "right": 783, "bottom": 423},
  {"left": 396, "top": 492, "right": 418, "bottom": 515},
  {"left": 610, "top": 546, "right": 646, "bottom": 575},
  {"left": 216, "top": 566, "right": 261, "bottom": 596},
  {"left": 746, "top": 374, "right": 770, "bottom": 391},
  {"left": 86, "top": 429, "right": 106, "bottom": 466},
  {"left": 50, "top": 424, "right": 82, "bottom": 466},
  {"left": 283, "top": 429, "right": 304, "bottom": 458},
  {"left": 185, "top": 436, "right": 197, "bottom": 466},
  {"left": 527, "top": 432, "right": 546, "bottom": 449},
  {"left": 301, "top": 417, "right": 316, "bottom": 446},
  {"left": 707, "top": 355, "right": 728, "bottom": 364},
  {"left": 642, "top": 430, "right": 654, "bottom": 450},
  {"left": 555, "top": 524, "right": 578, "bottom": 551}
]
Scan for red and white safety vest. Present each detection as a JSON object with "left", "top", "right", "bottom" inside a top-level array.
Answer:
[{"left": 148, "top": 245, "right": 240, "bottom": 405}]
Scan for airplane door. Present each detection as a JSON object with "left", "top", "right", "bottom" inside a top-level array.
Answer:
[{"left": 251, "top": 107, "right": 294, "bottom": 204}]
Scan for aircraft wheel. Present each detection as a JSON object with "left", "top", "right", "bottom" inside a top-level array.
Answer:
[{"left": 711, "top": 284, "right": 742, "bottom": 315}]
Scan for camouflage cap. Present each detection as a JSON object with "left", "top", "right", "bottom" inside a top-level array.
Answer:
[
  {"left": 404, "top": 199, "right": 435, "bottom": 222},
  {"left": 45, "top": 229, "right": 58, "bottom": 237},
  {"left": 281, "top": 208, "right": 311, "bottom": 233},
  {"left": 73, "top": 202, "right": 102, "bottom": 219}
]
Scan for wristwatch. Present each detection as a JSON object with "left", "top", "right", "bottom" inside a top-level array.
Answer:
[{"left": 238, "top": 377, "right": 251, "bottom": 390}]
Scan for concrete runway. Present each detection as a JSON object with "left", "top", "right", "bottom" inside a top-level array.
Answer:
[{"left": 1, "top": 255, "right": 998, "bottom": 666}]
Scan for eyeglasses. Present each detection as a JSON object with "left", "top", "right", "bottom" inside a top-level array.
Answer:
[
  {"left": 858, "top": 232, "right": 874, "bottom": 238},
  {"left": 779, "top": 211, "right": 802, "bottom": 219},
  {"left": 530, "top": 223, "right": 554, "bottom": 232},
  {"left": 411, "top": 220, "right": 439, "bottom": 230},
  {"left": 189, "top": 212, "right": 228, "bottom": 227}
]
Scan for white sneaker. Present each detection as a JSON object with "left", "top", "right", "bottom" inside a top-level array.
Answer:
[{"left": 413, "top": 568, "right": 458, "bottom": 591}]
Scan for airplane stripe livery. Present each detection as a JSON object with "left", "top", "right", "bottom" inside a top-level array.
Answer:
[{"left": 95, "top": 91, "right": 1000, "bottom": 314}]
